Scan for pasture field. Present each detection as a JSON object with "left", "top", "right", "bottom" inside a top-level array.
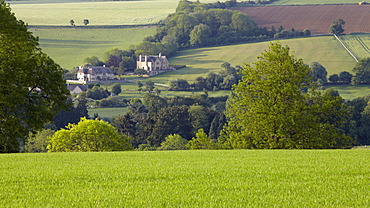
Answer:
[
  {"left": 273, "top": 0, "right": 360, "bottom": 5},
  {"left": 1, "top": 150, "right": 369, "bottom": 207},
  {"left": 324, "top": 85, "right": 370, "bottom": 100},
  {"left": 339, "top": 34, "right": 370, "bottom": 61},
  {"left": 7, "top": 0, "right": 222, "bottom": 26},
  {"left": 32, "top": 27, "right": 156, "bottom": 69},
  {"left": 234, "top": 5, "right": 370, "bottom": 34},
  {"left": 147, "top": 36, "right": 356, "bottom": 84}
]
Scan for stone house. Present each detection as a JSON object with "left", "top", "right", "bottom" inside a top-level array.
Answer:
[
  {"left": 77, "top": 66, "right": 115, "bottom": 82},
  {"left": 136, "top": 53, "right": 169, "bottom": 72}
]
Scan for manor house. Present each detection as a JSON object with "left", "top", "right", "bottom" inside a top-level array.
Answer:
[{"left": 136, "top": 53, "right": 169, "bottom": 72}]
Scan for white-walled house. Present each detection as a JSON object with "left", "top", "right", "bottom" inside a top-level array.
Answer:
[
  {"left": 136, "top": 53, "right": 169, "bottom": 72},
  {"left": 77, "top": 66, "right": 115, "bottom": 82}
]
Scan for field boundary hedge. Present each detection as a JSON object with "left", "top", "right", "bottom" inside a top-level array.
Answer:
[{"left": 335, "top": 34, "right": 359, "bottom": 62}]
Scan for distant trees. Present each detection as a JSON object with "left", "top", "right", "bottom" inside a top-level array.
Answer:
[
  {"left": 223, "top": 42, "right": 353, "bottom": 149},
  {"left": 83, "top": 19, "right": 89, "bottom": 26},
  {"left": 353, "top": 57, "right": 370, "bottom": 84},
  {"left": 70, "top": 19, "right": 75, "bottom": 26},
  {"left": 310, "top": 62, "right": 328, "bottom": 84},
  {"left": 48, "top": 118, "right": 132, "bottom": 152},
  {"left": 330, "top": 19, "right": 345, "bottom": 35},
  {"left": 111, "top": 83, "right": 122, "bottom": 95}
]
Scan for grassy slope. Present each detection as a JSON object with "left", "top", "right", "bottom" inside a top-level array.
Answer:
[
  {"left": 273, "top": 0, "right": 360, "bottom": 5},
  {"left": 7, "top": 0, "right": 221, "bottom": 26},
  {"left": 1, "top": 150, "right": 369, "bottom": 207},
  {"left": 147, "top": 36, "right": 356, "bottom": 84},
  {"left": 339, "top": 34, "right": 370, "bottom": 60},
  {"left": 33, "top": 27, "right": 156, "bottom": 69}
]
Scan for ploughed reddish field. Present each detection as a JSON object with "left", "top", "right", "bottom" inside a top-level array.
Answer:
[{"left": 233, "top": 5, "right": 370, "bottom": 34}]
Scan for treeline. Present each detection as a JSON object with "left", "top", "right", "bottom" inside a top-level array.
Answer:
[{"left": 132, "top": 0, "right": 310, "bottom": 57}]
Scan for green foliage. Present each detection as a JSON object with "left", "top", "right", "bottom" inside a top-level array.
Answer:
[
  {"left": 87, "top": 86, "right": 109, "bottom": 100},
  {"left": 224, "top": 42, "right": 353, "bottom": 149},
  {"left": 84, "top": 56, "right": 104, "bottom": 66},
  {"left": 48, "top": 117, "right": 132, "bottom": 152},
  {"left": 330, "top": 19, "right": 345, "bottom": 35},
  {"left": 158, "top": 134, "right": 188, "bottom": 150},
  {"left": 353, "top": 57, "right": 370, "bottom": 83},
  {"left": 0, "top": 2, "right": 69, "bottom": 152},
  {"left": 188, "top": 105, "right": 209, "bottom": 134},
  {"left": 25, "top": 129, "right": 56, "bottom": 153},
  {"left": 186, "top": 129, "right": 214, "bottom": 149},
  {"left": 134, "top": 68, "right": 148, "bottom": 77},
  {"left": 309, "top": 62, "right": 328, "bottom": 84},
  {"left": 111, "top": 83, "right": 122, "bottom": 95}
]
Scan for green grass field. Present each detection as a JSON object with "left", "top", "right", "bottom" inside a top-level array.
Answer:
[
  {"left": 325, "top": 85, "right": 370, "bottom": 100},
  {"left": 1, "top": 150, "right": 369, "bottom": 207},
  {"left": 339, "top": 34, "right": 370, "bottom": 61},
  {"left": 273, "top": 0, "right": 360, "bottom": 5},
  {"left": 146, "top": 36, "right": 356, "bottom": 84},
  {"left": 33, "top": 27, "right": 156, "bottom": 69}
]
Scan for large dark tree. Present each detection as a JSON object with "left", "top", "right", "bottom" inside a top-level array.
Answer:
[
  {"left": 330, "top": 19, "right": 345, "bottom": 35},
  {"left": 0, "top": 2, "right": 69, "bottom": 152}
]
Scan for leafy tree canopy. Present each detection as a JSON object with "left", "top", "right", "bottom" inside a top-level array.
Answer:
[
  {"left": 0, "top": 1, "right": 69, "bottom": 152},
  {"left": 47, "top": 118, "right": 132, "bottom": 152},
  {"left": 223, "top": 42, "right": 353, "bottom": 149}
]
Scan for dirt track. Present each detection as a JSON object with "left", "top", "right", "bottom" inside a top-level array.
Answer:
[{"left": 233, "top": 5, "right": 370, "bottom": 34}]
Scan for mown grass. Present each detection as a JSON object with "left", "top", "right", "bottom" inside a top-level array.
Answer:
[
  {"left": 1, "top": 150, "right": 369, "bottom": 207},
  {"left": 32, "top": 27, "right": 156, "bottom": 69},
  {"left": 324, "top": 85, "right": 370, "bottom": 100},
  {"left": 339, "top": 33, "right": 370, "bottom": 60},
  {"left": 150, "top": 36, "right": 356, "bottom": 84},
  {"left": 273, "top": 0, "right": 360, "bottom": 5}
]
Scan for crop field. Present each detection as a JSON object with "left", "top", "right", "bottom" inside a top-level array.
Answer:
[
  {"left": 339, "top": 34, "right": 370, "bottom": 61},
  {"left": 32, "top": 27, "right": 156, "bottom": 69},
  {"left": 1, "top": 150, "right": 369, "bottom": 207},
  {"left": 234, "top": 5, "right": 370, "bottom": 34},
  {"left": 7, "top": 0, "right": 221, "bottom": 26},
  {"left": 273, "top": 0, "right": 360, "bottom": 5},
  {"left": 147, "top": 36, "right": 356, "bottom": 84}
]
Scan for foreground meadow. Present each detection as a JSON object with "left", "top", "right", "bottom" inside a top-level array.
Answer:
[{"left": 1, "top": 150, "right": 369, "bottom": 207}]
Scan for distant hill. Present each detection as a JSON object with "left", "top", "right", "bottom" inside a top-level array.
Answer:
[{"left": 234, "top": 5, "right": 370, "bottom": 34}]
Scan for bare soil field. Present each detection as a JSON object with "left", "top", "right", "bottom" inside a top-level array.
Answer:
[{"left": 234, "top": 5, "right": 370, "bottom": 34}]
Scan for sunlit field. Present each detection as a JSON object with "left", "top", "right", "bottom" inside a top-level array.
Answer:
[{"left": 1, "top": 150, "right": 369, "bottom": 207}]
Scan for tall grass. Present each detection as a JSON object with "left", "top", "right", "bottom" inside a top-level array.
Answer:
[{"left": 1, "top": 150, "right": 369, "bottom": 207}]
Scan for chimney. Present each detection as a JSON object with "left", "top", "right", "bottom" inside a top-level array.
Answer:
[{"left": 159, "top": 53, "right": 161, "bottom": 58}]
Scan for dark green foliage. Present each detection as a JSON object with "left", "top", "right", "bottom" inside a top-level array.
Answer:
[
  {"left": 339, "top": 71, "right": 353, "bottom": 84},
  {"left": 86, "top": 86, "right": 109, "bottom": 100},
  {"left": 329, "top": 74, "right": 339, "bottom": 83},
  {"left": 310, "top": 62, "right": 328, "bottom": 84},
  {"left": 0, "top": 2, "right": 69, "bottom": 152},
  {"left": 25, "top": 129, "right": 55, "bottom": 153},
  {"left": 111, "top": 83, "right": 122, "bottom": 95},
  {"left": 169, "top": 79, "right": 190, "bottom": 90},
  {"left": 330, "top": 19, "right": 345, "bottom": 35},
  {"left": 53, "top": 98, "right": 89, "bottom": 130},
  {"left": 353, "top": 58, "right": 370, "bottom": 84}
]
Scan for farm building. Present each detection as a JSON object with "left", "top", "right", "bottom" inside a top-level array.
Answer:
[
  {"left": 77, "top": 66, "right": 115, "bottom": 82},
  {"left": 358, "top": 1, "right": 368, "bottom": 5},
  {"left": 66, "top": 85, "right": 88, "bottom": 94},
  {"left": 137, "top": 53, "right": 169, "bottom": 73}
]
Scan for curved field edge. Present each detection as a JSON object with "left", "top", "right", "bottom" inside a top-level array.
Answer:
[
  {"left": 1, "top": 150, "right": 369, "bottom": 207},
  {"left": 150, "top": 36, "right": 356, "bottom": 84},
  {"left": 33, "top": 27, "right": 157, "bottom": 69}
]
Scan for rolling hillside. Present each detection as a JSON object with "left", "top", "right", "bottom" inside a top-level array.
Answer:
[{"left": 234, "top": 5, "right": 370, "bottom": 34}]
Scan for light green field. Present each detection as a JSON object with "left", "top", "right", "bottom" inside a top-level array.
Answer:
[
  {"left": 339, "top": 34, "right": 370, "bottom": 61},
  {"left": 273, "top": 0, "right": 360, "bottom": 5},
  {"left": 146, "top": 36, "right": 356, "bottom": 84},
  {"left": 7, "top": 0, "right": 222, "bottom": 26},
  {"left": 325, "top": 85, "right": 370, "bottom": 100},
  {"left": 32, "top": 27, "right": 156, "bottom": 69},
  {"left": 1, "top": 150, "right": 369, "bottom": 207}
]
